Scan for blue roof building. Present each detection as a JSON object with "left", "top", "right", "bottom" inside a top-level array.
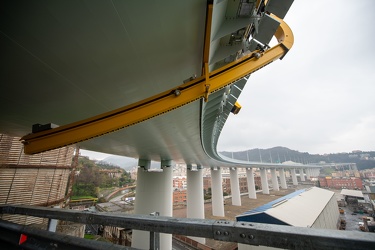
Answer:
[{"left": 236, "top": 187, "right": 339, "bottom": 229}]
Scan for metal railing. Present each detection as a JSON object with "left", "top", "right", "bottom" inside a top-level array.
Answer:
[{"left": 0, "top": 205, "right": 374, "bottom": 250}]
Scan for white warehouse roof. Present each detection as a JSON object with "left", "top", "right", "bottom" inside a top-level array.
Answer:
[
  {"left": 237, "top": 187, "right": 335, "bottom": 227},
  {"left": 340, "top": 189, "right": 364, "bottom": 198}
]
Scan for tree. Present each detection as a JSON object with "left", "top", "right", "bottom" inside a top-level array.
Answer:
[{"left": 73, "top": 156, "right": 135, "bottom": 198}]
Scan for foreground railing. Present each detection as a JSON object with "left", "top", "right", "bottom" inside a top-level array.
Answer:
[{"left": 0, "top": 205, "right": 374, "bottom": 250}]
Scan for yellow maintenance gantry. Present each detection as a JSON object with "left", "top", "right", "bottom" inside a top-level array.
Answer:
[{"left": 21, "top": 1, "right": 294, "bottom": 155}]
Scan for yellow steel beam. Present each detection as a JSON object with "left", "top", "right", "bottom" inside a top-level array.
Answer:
[{"left": 21, "top": 15, "right": 294, "bottom": 155}]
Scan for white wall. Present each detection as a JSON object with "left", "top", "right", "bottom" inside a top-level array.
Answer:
[
  {"left": 238, "top": 191, "right": 340, "bottom": 250},
  {"left": 311, "top": 194, "right": 340, "bottom": 230}
]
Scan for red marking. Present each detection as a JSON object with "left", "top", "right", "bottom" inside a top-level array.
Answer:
[{"left": 19, "top": 234, "right": 27, "bottom": 245}]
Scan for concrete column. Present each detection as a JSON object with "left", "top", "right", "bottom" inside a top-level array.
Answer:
[
  {"left": 230, "top": 168, "right": 241, "bottom": 206},
  {"left": 211, "top": 167, "right": 224, "bottom": 217},
  {"left": 260, "top": 168, "right": 269, "bottom": 194},
  {"left": 299, "top": 169, "right": 305, "bottom": 181},
  {"left": 306, "top": 168, "right": 311, "bottom": 180},
  {"left": 187, "top": 166, "right": 205, "bottom": 244},
  {"left": 246, "top": 168, "right": 256, "bottom": 199},
  {"left": 314, "top": 168, "right": 320, "bottom": 176},
  {"left": 279, "top": 169, "right": 287, "bottom": 189},
  {"left": 291, "top": 168, "right": 298, "bottom": 186},
  {"left": 285, "top": 170, "right": 290, "bottom": 178},
  {"left": 132, "top": 161, "right": 173, "bottom": 250},
  {"left": 270, "top": 169, "right": 279, "bottom": 191}
]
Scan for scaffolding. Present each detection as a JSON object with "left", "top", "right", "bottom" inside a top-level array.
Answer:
[{"left": 0, "top": 134, "right": 75, "bottom": 225}]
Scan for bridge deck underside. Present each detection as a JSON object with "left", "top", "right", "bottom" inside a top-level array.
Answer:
[{"left": 0, "top": 1, "right": 300, "bottom": 168}]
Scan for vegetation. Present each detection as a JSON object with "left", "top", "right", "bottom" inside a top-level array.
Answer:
[
  {"left": 320, "top": 167, "right": 334, "bottom": 176},
  {"left": 203, "top": 188, "right": 230, "bottom": 200},
  {"left": 96, "top": 161, "right": 123, "bottom": 169},
  {"left": 70, "top": 195, "right": 97, "bottom": 200},
  {"left": 84, "top": 234, "right": 96, "bottom": 239},
  {"left": 204, "top": 188, "right": 211, "bottom": 200},
  {"left": 72, "top": 156, "right": 134, "bottom": 198}
]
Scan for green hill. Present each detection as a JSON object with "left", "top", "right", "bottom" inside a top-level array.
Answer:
[{"left": 220, "top": 146, "right": 375, "bottom": 170}]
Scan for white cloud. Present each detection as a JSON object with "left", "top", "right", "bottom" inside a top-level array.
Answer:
[
  {"left": 80, "top": 149, "right": 112, "bottom": 160},
  {"left": 328, "top": 115, "right": 375, "bottom": 153},
  {"left": 218, "top": 0, "right": 375, "bottom": 154}
]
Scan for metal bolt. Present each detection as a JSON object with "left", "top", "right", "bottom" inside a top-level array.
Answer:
[
  {"left": 240, "top": 234, "right": 246, "bottom": 238},
  {"left": 254, "top": 52, "right": 261, "bottom": 59},
  {"left": 248, "top": 235, "right": 254, "bottom": 239},
  {"left": 174, "top": 89, "right": 181, "bottom": 96},
  {"left": 224, "top": 231, "right": 229, "bottom": 236},
  {"left": 216, "top": 231, "right": 221, "bottom": 235}
]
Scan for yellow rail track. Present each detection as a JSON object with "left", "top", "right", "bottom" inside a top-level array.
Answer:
[{"left": 21, "top": 14, "right": 293, "bottom": 155}]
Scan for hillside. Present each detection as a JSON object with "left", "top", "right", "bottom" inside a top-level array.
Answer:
[
  {"left": 100, "top": 155, "right": 138, "bottom": 171},
  {"left": 220, "top": 146, "right": 375, "bottom": 171}
]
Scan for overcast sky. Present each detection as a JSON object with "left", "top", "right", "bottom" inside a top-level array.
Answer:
[
  {"left": 218, "top": 0, "right": 375, "bottom": 154},
  {"left": 82, "top": 1, "right": 374, "bottom": 160}
]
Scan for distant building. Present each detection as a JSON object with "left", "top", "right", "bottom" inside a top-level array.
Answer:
[
  {"left": 364, "top": 181, "right": 375, "bottom": 193},
  {"left": 103, "top": 226, "right": 132, "bottom": 246},
  {"left": 203, "top": 175, "right": 262, "bottom": 195},
  {"left": 331, "top": 170, "right": 358, "bottom": 178},
  {"left": 340, "top": 189, "right": 364, "bottom": 200},
  {"left": 364, "top": 170, "right": 375, "bottom": 179},
  {"left": 99, "top": 169, "right": 123, "bottom": 178},
  {"left": 237, "top": 187, "right": 340, "bottom": 250},
  {"left": 222, "top": 176, "right": 250, "bottom": 194},
  {"left": 319, "top": 176, "right": 363, "bottom": 190},
  {"left": 203, "top": 176, "right": 211, "bottom": 191},
  {"left": 173, "top": 189, "right": 187, "bottom": 203},
  {"left": 99, "top": 203, "right": 133, "bottom": 246},
  {"left": 360, "top": 154, "right": 370, "bottom": 160},
  {"left": 173, "top": 176, "right": 187, "bottom": 190}
]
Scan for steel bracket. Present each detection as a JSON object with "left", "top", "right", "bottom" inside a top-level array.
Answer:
[{"left": 212, "top": 220, "right": 235, "bottom": 242}]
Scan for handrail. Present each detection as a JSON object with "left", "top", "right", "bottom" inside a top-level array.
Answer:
[{"left": 0, "top": 205, "right": 374, "bottom": 249}]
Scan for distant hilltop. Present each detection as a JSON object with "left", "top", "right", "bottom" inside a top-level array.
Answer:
[
  {"left": 99, "top": 155, "right": 138, "bottom": 171},
  {"left": 219, "top": 146, "right": 375, "bottom": 171}
]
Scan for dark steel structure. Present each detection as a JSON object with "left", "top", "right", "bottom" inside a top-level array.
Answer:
[{"left": 0, "top": 205, "right": 374, "bottom": 249}]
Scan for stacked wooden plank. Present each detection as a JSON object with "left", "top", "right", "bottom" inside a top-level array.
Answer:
[{"left": 0, "top": 134, "right": 75, "bottom": 225}]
